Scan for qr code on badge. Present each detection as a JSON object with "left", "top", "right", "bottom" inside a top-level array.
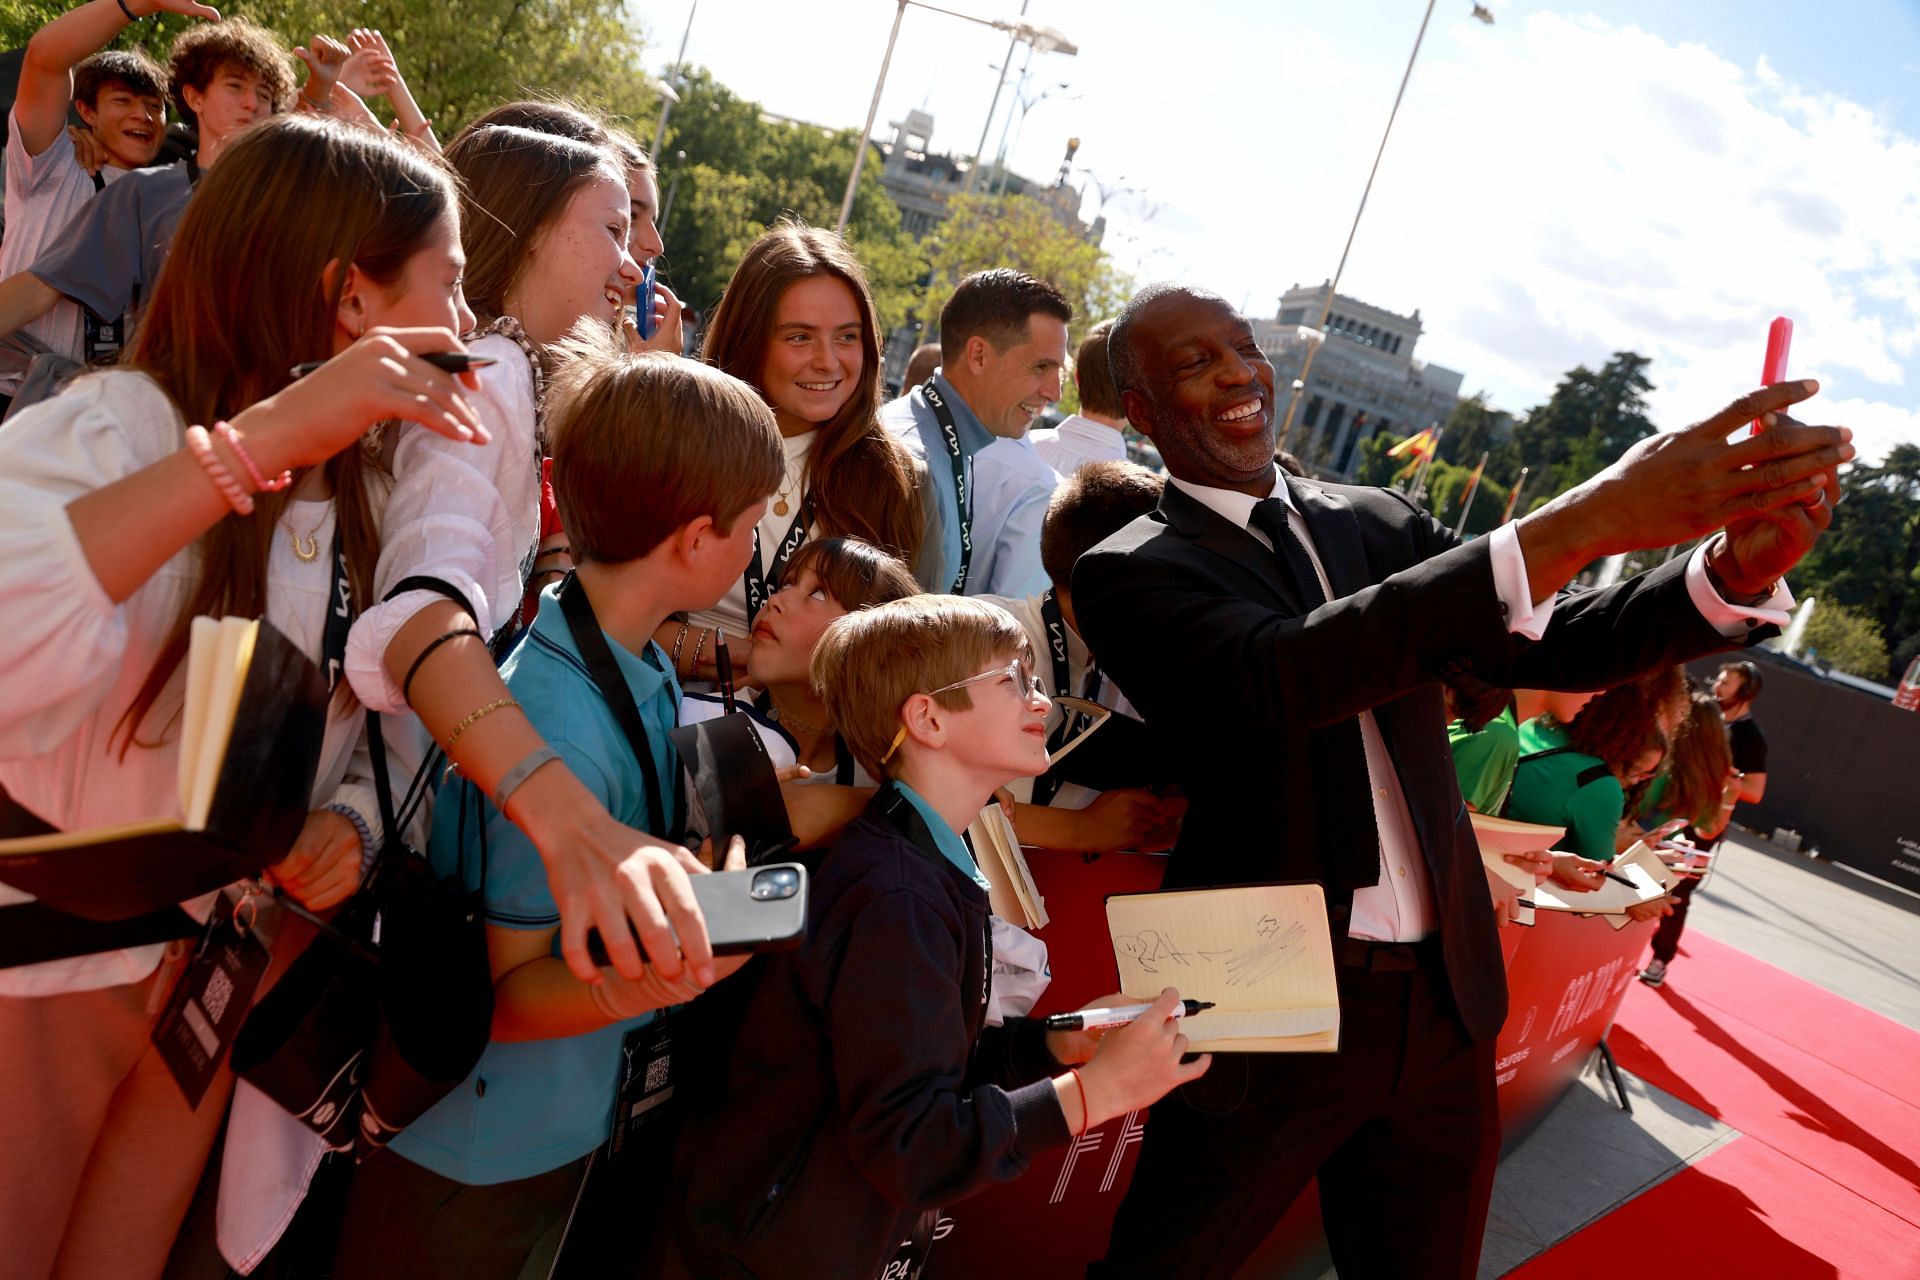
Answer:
[
  {"left": 644, "top": 1054, "right": 670, "bottom": 1093},
  {"left": 202, "top": 966, "right": 235, "bottom": 1026}
]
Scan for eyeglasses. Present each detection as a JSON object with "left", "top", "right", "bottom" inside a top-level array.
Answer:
[{"left": 880, "top": 658, "right": 1049, "bottom": 765}]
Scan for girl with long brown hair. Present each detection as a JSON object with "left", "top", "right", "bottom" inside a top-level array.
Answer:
[
  {"left": 0, "top": 113, "right": 486, "bottom": 1278},
  {"left": 342, "top": 105, "right": 730, "bottom": 1003},
  {"left": 665, "top": 222, "right": 922, "bottom": 679}
]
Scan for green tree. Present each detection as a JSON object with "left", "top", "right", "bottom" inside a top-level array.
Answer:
[
  {"left": 1507, "top": 352, "right": 1655, "bottom": 498},
  {"left": 1426, "top": 460, "right": 1510, "bottom": 537},
  {"left": 649, "top": 68, "right": 919, "bottom": 325},
  {"left": 1790, "top": 444, "right": 1920, "bottom": 680},
  {"left": 921, "top": 193, "right": 1130, "bottom": 340},
  {"left": 1800, "top": 601, "right": 1893, "bottom": 680},
  {"left": 3, "top": 1, "right": 663, "bottom": 135},
  {"left": 1437, "top": 392, "right": 1517, "bottom": 476}
]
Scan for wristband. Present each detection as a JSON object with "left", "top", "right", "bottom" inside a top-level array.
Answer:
[
  {"left": 213, "top": 420, "right": 292, "bottom": 494},
  {"left": 185, "top": 425, "right": 254, "bottom": 515},
  {"left": 1068, "top": 1067, "right": 1090, "bottom": 1138},
  {"left": 402, "top": 627, "right": 482, "bottom": 704},
  {"left": 491, "top": 746, "right": 561, "bottom": 812},
  {"left": 444, "top": 697, "right": 519, "bottom": 750},
  {"left": 323, "top": 802, "right": 377, "bottom": 872}
]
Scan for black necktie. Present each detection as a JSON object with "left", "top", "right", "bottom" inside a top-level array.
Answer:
[{"left": 1249, "top": 497, "right": 1382, "bottom": 893}]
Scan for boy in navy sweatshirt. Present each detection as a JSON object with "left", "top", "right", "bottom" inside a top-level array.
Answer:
[{"left": 656, "top": 594, "right": 1209, "bottom": 1280}]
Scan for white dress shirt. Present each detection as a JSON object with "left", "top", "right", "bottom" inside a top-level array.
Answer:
[
  {"left": 1167, "top": 465, "right": 1788, "bottom": 941},
  {"left": 1031, "top": 413, "right": 1129, "bottom": 475}
]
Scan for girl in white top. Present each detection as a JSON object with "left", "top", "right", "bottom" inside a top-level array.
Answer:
[
  {"left": 682, "top": 537, "right": 920, "bottom": 787},
  {"left": 341, "top": 109, "right": 728, "bottom": 990},
  {"left": 0, "top": 115, "right": 491, "bottom": 1279},
  {"left": 667, "top": 224, "right": 923, "bottom": 684}
]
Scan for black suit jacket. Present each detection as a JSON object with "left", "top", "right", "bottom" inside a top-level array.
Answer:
[{"left": 1072, "top": 474, "right": 1754, "bottom": 1042}]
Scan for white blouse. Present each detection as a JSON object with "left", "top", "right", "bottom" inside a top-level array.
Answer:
[
  {"left": 344, "top": 331, "right": 542, "bottom": 712},
  {"left": 0, "top": 372, "right": 390, "bottom": 997}
]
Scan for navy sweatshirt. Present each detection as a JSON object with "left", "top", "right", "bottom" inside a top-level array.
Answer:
[{"left": 659, "top": 784, "right": 1070, "bottom": 1280}]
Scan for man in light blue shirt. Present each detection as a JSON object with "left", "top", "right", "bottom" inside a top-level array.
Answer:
[{"left": 880, "top": 269, "right": 1069, "bottom": 598}]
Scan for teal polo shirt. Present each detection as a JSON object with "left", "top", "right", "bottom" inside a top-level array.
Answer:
[
  {"left": 1507, "top": 717, "right": 1624, "bottom": 863},
  {"left": 390, "top": 583, "right": 683, "bottom": 1185},
  {"left": 892, "top": 780, "right": 991, "bottom": 891}
]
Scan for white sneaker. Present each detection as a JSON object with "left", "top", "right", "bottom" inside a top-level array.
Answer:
[{"left": 1640, "top": 959, "right": 1667, "bottom": 987}]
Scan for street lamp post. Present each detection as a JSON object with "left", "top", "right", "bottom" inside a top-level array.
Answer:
[
  {"left": 649, "top": 0, "right": 698, "bottom": 161},
  {"left": 1275, "top": 0, "right": 1473, "bottom": 454},
  {"left": 836, "top": 3, "right": 1079, "bottom": 235}
]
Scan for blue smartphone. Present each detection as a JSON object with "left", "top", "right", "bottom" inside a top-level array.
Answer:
[{"left": 635, "top": 261, "right": 658, "bottom": 341}]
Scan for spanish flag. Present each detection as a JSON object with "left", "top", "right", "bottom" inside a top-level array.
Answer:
[
  {"left": 1386, "top": 427, "right": 1436, "bottom": 460},
  {"left": 1457, "top": 455, "right": 1486, "bottom": 509}
]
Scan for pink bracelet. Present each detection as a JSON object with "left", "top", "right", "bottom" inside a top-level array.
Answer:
[
  {"left": 184, "top": 425, "right": 254, "bottom": 515},
  {"left": 212, "top": 420, "right": 292, "bottom": 494}
]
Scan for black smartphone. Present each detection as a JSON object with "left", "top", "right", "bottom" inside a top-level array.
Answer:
[{"left": 585, "top": 862, "right": 808, "bottom": 966}]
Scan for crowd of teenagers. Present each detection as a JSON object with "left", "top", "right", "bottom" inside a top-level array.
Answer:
[{"left": 0, "top": 6, "right": 1847, "bottom": 1280}]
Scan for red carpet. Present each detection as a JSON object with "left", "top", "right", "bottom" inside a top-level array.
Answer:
[{"left": 1511, "top": 931, "right": 1920, "bottom": 1278}]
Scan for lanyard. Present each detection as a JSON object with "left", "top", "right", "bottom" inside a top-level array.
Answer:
[
  {"left": 1032, "top": 589, "right": 1102, "bottom": 807},
  {"left": 741, "top": 492, "right": 815, "bottom": 624},
  {"left": 922, "top": 378, "right": 973, "bottom": 594},
  {"left": 322, "top": 527, "right": 351, "bottom": 694},
  {"left": 557, "top": 574, "right": 682, "bottom": 844}
]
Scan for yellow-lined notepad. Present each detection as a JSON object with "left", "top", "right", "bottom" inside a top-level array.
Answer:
[{"left": 1105, "top": 883, "right": 1340, "bottom": 1053}]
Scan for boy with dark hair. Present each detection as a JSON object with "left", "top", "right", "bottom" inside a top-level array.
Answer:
[
  {"left": 882, "top": 267, "right": 1072, "bottom": 597},
  {"left": 0, "top": 15, "right": 294, "bottom": 381},
  {"left": 332, "top": 351, "right": 786, "bottom": 1277},
  {"left": 1033, "top": 318, "right": 1132, "bottom": 474},
  {"left": 0, "top": 0, "right": 191, "bottom": 407},
  {"left": 656, "top": 593, "right": 1207, "bottom": 1280},
  {"left": 983, "top": 459, "right": 1184, "bottom": 849}
]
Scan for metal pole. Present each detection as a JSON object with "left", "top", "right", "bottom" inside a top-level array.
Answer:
[
  {"left": 1452, "top": 451, "right": 1489, "bottom": 536},
  {"left": 837, "top": 0, "right": 909, "bottom": 236},
  {"left": 1276, "top": 0, "right": 1439, "bottom": 452},
  {"left": 962, "top": 0, "right": 1029, "bottom": 195},
  {"left": 650, "top": 0, "right": 698, "bottom": 160},
  {"left": 988, "top": 40, "right": 1037, "bottom": 195},
  {"left": 1499, "top": 466, "right": 1530, "bottom": 524}
]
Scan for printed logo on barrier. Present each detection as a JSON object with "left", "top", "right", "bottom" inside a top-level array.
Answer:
[
  {"left": 1046, "top": 1109, "right": 1146, "bottom": 1204},
  {"left": 1546, "top": 958, "right": 1627, "bottom": 1041}
]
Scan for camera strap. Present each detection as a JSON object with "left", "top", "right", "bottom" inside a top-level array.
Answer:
[
  {"left": 922, "top": 378, "right": 974, "bottom": 594},
  {"left": 557, "top": 573, "right": 683, "bottom": 845}
]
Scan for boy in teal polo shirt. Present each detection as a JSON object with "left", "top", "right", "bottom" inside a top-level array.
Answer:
[{"left": 332, "top": 352, "right": 785, "bottom": 1280}]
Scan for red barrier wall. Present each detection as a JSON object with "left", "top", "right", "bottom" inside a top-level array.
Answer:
[{"left": 926, "top": 849, "right": 1657, "bottom": 1278}]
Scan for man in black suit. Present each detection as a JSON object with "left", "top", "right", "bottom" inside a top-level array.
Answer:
[{"left": 1075, "top": 284, "right": 1850, "bottom": 1279}]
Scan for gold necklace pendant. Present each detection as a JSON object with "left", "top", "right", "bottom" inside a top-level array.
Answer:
[
  {"left": 774, "top": 497, "right": 790, "bottom": 517},
  {"left": 289, "top": 530, "right": 320, "bottom": 562}
]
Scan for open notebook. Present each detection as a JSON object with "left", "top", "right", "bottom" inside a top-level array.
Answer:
[
  {"left": 967, "top": 803, "right": 1047, "bottom": 929},
  {"left": 0, "top": 617, "right": 327, "bottom": 920},
  {"left": 1530, "top": 841, "right": 1677, "bottom": 928},
  {"left": 1105, "top": 883, "right": 1339, "bottom": 1053},
  {"left": 1470, "top": 813, "right": 1565, "bottom": 928}
]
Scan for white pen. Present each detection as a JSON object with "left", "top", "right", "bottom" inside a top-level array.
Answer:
[{"left": 1042, "top": 999, "right": 1215, "bottom": 1032}]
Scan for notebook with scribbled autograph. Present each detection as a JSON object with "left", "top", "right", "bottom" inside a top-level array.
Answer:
[{"left": 1105, "top": 883, "right": 1339, "bottom": 1052}]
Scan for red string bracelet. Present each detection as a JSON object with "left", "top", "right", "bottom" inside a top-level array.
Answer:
[{"left": 1068, "top": 1067, "right": 1090, "bottom": 1138}]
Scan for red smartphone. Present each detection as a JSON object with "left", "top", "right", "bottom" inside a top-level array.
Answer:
[{"left": 1753, "top": 316, "right": 1793, "bottom": 435}]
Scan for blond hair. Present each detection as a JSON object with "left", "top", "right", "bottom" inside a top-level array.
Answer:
[
  {"left": 811, "top": 595, "right": 1031, "bottom": 780},
  {"left": 547, "top": 348, "right": 782, "bottom": 563}
]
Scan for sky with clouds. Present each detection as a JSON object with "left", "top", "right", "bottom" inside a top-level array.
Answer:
[{"left": 627, "top": 0, "right": 1920, "bottom": 462}]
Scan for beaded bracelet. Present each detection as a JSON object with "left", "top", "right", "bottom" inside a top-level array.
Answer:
[
  {"left": 213, "top": 421, "right": 292, "bottom": 494},
  {"left": 444, "top": 697, "right": 519, "bottom": 751},
  {"left": 184, "top": 425, "right": 254, "bottom": 515}
]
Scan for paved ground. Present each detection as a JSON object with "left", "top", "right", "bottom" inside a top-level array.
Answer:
[{"left": 1471, "top": 829, "right": 1920, "bottom": 1276}]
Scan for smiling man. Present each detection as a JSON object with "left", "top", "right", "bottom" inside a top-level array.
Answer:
[
  {"left": 1074, "top": 283, "right": 1853, "bottom": 1279},
  {"left": 882, "top": 268, "right": 1070, "bottom": 597}
]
